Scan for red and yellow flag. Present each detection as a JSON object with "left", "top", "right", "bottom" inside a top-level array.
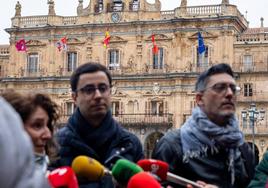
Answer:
[{"left": 103, "top": 31, "right": 111, "bottom": 48}]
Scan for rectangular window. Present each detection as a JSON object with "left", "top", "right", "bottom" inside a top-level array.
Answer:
[
  {"left": 244, "top": 83, "right": 253, "bottom": 97},
  {"left": 66, "top": 102, "right": 74, "bottom": 116},
  {"left": 131, "top": 0, "right": 139, "bottom": 11},
  {"left": 151, "top": 101, "right": 157, "bottom": 115},
  {"left": 111, "top": 101, "right": 120, "bottom": 116},
  {"left": 153, "top": 47, "right": 164, "bottom": 69},
  {"left": 67, "top": 52, "right": 77, "bottom": 72},
  {"left": 243, "top": 55, "right": 253, "bottom": 71},
  {"left": 113, "top": 0, "right": 123, "bottom": 11},
  {"left": 242, "top": 117, "right": 247, "bottom": 128},
  {"left": 196, "top": 46, "right": 208, "bottom": 67},
  {"left": 109, "top": 49, "right": 120, "bottom": 70},
  {"left": 27, "top": 53, "right": 39, "bottom": 73},
  {"left": 151, "top": 101, "right": 163, "bottom": 116}
]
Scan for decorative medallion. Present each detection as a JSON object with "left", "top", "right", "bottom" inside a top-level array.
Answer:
[
  {"left": 111, "top": 12, "right": 120, "bottom": 23},
  {"left": 153, "top": 82, "right": 160, "bottom": 94}
]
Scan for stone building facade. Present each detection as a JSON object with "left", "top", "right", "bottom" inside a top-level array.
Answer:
[{"left": 1, "top": 0, "right": 268, "bottom": 158}]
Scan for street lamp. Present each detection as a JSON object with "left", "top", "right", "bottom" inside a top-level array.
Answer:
[{"left": 241, "top": 103, "right": 265, "bottom": 158}]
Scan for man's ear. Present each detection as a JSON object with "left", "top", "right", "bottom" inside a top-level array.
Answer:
[
  {"left": 196, "top": 92, "right": 204, "bottom": 106},
  {"left": 72, "top": 92, "right": 78, "bottom": 104}
]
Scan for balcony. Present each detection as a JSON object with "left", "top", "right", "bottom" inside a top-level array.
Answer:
[
  {"left": 232, "top": 63, "right": 268, "bottom": 73},
  {"left": 236, "top": 92, "right": 268, "bottom": 103},
  {"left": 57, "top": 113, "right": 174, "bottom": 131},
  {"left": 113, "top": 113, "right": 173, "bottom": 128},
  {"left": 241, "top": 124, "right": 268, "bottom": 136},
  {"left": 0, "top": 45, "right": 9, "bottom": 56}
]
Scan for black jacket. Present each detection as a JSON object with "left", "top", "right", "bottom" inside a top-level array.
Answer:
[
  {"left": 152, "top": 129, "right": 255, "bottom": 188},
  {"left": 55, "top": 109, "right": 144, "bottom": 188}
]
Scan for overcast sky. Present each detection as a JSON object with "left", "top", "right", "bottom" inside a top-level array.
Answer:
[{"left": 0, "top": 0, "right": 267, "bottom": 44}]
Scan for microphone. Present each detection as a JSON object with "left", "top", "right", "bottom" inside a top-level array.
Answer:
[
  {"left": 137, "top": 159, "right": 202, "bottom": 188},
  {"left": 71, "top": 156, "right": 142, "bottom": 186},
  {"left": 47, "top": 166, "right": 78, "bottom": 188},
  {"left": 127, "top": 172, "right": 161, "bottom": 188},
  {"left": 71, "top": 155, "right": 111, "bottom": 181},
  {"left": 111, "top": 159, "right": 143, "bottom": 186}
]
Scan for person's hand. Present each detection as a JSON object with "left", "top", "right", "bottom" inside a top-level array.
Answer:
[{"left": 186, "top": 181, "right": 219, "bottom": 188}]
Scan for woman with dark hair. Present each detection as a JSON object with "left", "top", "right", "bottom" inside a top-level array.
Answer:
[{"left": 1, "top": 90, "right": 60, "bottom": 174}]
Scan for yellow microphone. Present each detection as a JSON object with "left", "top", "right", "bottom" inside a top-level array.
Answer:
[{"left": 71, "top": 155, "right": 110, "bottom": 181}]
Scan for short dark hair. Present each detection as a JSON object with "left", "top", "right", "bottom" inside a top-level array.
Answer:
[
  {"left": 70, "top": 62, "right": 112, "bottom": 92},
  {"left": 195, "top": 63, "right": 234, "bottom": 92}
]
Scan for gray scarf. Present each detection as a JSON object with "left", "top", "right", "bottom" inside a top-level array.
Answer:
[{"left": 180, "top": 107, "right": 244, "bottom": 185}]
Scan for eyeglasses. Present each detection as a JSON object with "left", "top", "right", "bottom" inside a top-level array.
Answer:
[
  {"left": 202, "top": 83, "right": 241, "bottom": 95},
  {"left": 76, "top": 84, "right": 111, "bottom": 96}
]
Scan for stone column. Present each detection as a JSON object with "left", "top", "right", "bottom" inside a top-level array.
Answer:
[{"left": 125, "top": 0, "right": 130, "bottom": 11}]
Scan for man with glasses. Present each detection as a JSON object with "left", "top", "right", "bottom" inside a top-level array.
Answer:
[
  {"left": 56, "top": 63, "right": 144, "bottom": 187},
  {"left": 152, "top": 63, "right": 255, "bottom": 188}
]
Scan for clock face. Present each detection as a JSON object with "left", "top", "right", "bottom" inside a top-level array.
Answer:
[{"left": 111, "top": 12, "right": 120, "bottom": 23}]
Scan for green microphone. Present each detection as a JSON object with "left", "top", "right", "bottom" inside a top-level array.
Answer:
[{"left": 111, "top": 159, "right": 143, "bottom": 186}]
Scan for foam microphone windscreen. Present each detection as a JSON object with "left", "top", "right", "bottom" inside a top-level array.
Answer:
[
  {"left": 111, "top": 159, "right": 143, "bottom": 186},
  {"left": 47, "top": 166, "right": 79, "bottom": 188},
  {"left": 71, "top": 155, "right": 105, "bottom": 181},
  {"left": 127, "top": 172, "right": 161, "bottom": 188},
  {"left": 137, "top": 159, "right": 168, "bottom": 181}
]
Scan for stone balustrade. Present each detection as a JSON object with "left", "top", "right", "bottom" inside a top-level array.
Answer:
[
  {"left": 0, "top": 46, "right": 9, "bottom": 56},
  {"left": 186, "top": 5, "right": 222, "bottom": 15},
  {"left": 10, "top": 4, "right": 247, "bottom": 28}
]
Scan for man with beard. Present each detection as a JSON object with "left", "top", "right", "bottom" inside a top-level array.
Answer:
[
  {"left": 152, "top": 63, "right": 255, "bottom": 188},
  {"left": 56, "top": 63, "right": 144, "bottom": 188}
]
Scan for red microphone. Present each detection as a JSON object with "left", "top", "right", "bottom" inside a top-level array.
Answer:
[
  {"left": 47, "top": 166, "right": 79, "bottom": 188},
  {"left": 137, "top": 159, "right": 202, "bottom": 188},
  {"left": 127, "top": 172, "right": 161, "bottom": 188},
  {"left": 137, "top": 159, "right": 168, "bottom": 181}
]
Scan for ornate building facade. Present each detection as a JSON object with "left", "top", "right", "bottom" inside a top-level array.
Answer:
[{"left": 1, "top": 0, "right": 268, "bottom": 158}]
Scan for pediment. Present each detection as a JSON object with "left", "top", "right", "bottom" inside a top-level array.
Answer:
[
  {"left": 110, "top": 36, "right": 127, "bottom": 43},
  {"left": 113, "top": 90, "right": 127, "bottom": 97},
  {"left": 67, "top": 38, "right": 84, "bottom": 44},
  {"left": 27, "top": 40, "right": 46, "bottom": 46},
  {"left": 146, "top": 34, "right": 171, "bottom": 42},
  {"left": 189, "top": 31, "right": 217, "bottom": 40}
]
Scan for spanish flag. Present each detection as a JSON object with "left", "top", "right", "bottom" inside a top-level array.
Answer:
[
  {"left": 103, "top": 31, "right": 111, "bottom": 48},
  {"left": 152, "top": 34, "right": 158, "bottom": 55}
]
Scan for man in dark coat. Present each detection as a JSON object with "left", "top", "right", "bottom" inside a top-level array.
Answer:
[
  {"left": 56, "top": 63, "right": 144, "bottom": 188},
  {"left": 152, "top": 63, "right": 255, "bottom": 188}
]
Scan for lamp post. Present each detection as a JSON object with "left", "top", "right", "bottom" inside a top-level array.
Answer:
[{"left": 241, "top": 103, "right": 265, "bottom": 157}]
